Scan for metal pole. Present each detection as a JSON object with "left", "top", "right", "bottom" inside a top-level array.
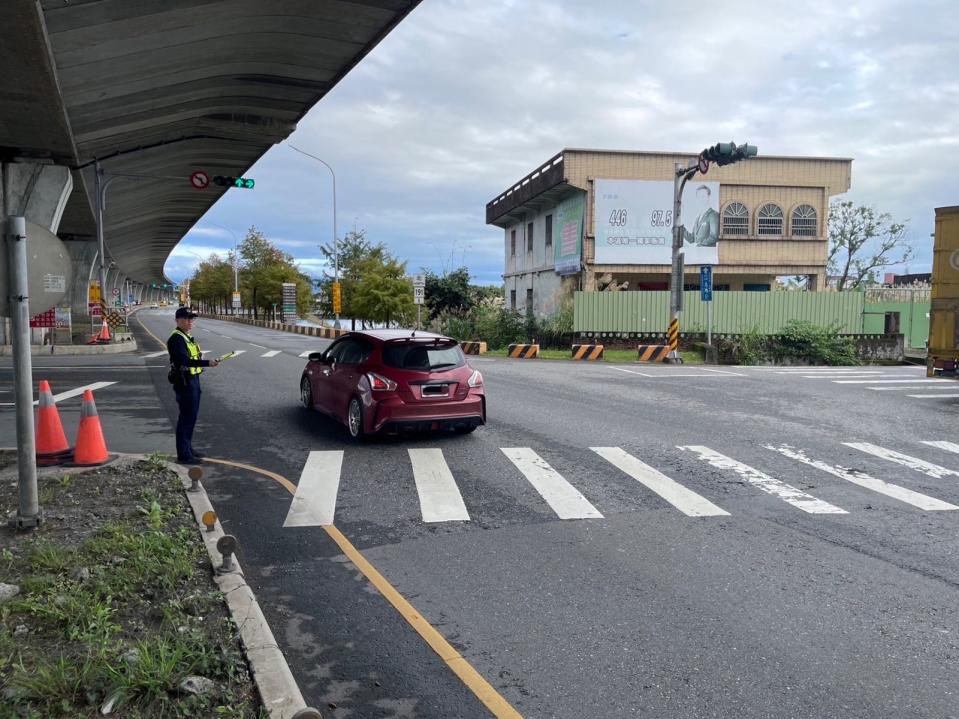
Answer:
[
  {"left": 94, "top": 160, "right": 107, "bottom": 308},
  {"left": 288, "top": 146, "right": 339, "bottom": 327},
  {"left": 6, "top": 216, "right": 40, "bottom": 528},
  {"left": 707, "top": 299, "right": 713, "bottom": 347},
  {"left": 669, "top": 163, "right": 694, "bottom": 360}
]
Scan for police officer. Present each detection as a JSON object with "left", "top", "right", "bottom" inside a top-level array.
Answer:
[{"left": 167, "top": 307, "right": 219, "bottom": 464}]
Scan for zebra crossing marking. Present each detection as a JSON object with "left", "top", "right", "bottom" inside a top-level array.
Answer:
[
  {"left": 283, "top": 451, "right": 344, "bottom": 527},
  {"left": 868, "top": 386, "right": 959, "bottom": 391},
  {"left": 3, "top": 380, "right": 119, "bottom": 407},
  {"left": 143, "top": 350, "right": 168, "bottom": 358},
  {"left": 922, "top": 440, "right": 959, "bottom": 456},
  {"left": 844, "top": 442, "right": 959, "bottom": 480},
  {"left": 408, "top": 448, "right": 470, "bottom": 522},
  {"left": 833, "top": 378, "right": 951, "bottom": 384},
  {"left": 298, "top": 351, "right": 314, "bottom": 358},
  {"left": 765, "top": 444, "right": 958, "bottom": 511},
  {"left": 680, "top": 446, "right": 847, "bottom": 514},
  {"left": 261, "top": 350, "right": 281, "bottom": 357},
  {"left": 591, "top": 447, "right": 729, "bottom": 517},
  {"left": 907, "top": 393, "right": 959, "bottom": 399},
  {"left": 501, "top": 448, "right": 603, "bottom": 519}
]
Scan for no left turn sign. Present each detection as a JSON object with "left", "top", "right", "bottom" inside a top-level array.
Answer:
[{"left": 189, "top": 171, "right": 210, "bottom": 190}]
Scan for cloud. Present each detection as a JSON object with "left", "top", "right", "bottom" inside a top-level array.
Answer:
[{"left": 178, "top": 0, "right": 957, "bottom": 285}]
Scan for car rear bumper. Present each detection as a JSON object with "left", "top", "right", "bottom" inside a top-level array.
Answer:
[{"left": 370, "top": 394, "right": 485, "bottom": 433}]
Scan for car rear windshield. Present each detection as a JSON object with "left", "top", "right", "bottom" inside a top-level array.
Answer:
[{"left": 382, "top": 342, "right": 465, "bottom": 371}]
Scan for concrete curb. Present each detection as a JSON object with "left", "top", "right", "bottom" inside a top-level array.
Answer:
[
  {"left": 0, "top": 339, "right": 138, "bottom": 356},
  {"left": 160, "top": 457, "right": 321, "bottom": 719}
]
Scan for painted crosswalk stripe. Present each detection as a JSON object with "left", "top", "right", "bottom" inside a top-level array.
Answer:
[
  {"left": 261, "top": 350, "right": 281, "bottom": 358},
  {"left": 906, "top": 393, "right": 959, "bottom": 398},
  {"left": 680, "top": 446, "right": 847, "bottom": 514},
  {"left": 844, "top": 442, "right": 959, "bottom": 479},
  {"left": 765, "top": 445, "right": 957, "bottom": 511},
  {"left": 834, "top": 378, "right": 951, "bottom": 384},
  {"left": 283, "top": 451, "right": 344, "bottom": 527},
  {"left": 502, "top": 448, "right": 603, "bottom": 519},
  {"left": 298, "top": 351, "right": 314, "bottom": 358},
  {"left": 922, "top": 440, "right": 959, "bottom": 456},
  {"left": 608, "top": 366, "right": 654, "bottom": 377},
  {"left": 591, "top": 447, "right": 728, "bottom": 517},
  {"left": 143, "top": 350, "right": 168, "bottom": 358},
  {"left": 408, "top": 449, "right": 470, "bottom": 522}
]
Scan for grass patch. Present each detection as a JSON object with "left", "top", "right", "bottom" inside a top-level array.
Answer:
[{"left": 0, "top": 460, "right": 265, "bottom": 718}]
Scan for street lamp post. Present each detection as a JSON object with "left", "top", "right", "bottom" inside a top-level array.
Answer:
[
  {"left": 205, "top": 222, "right": 240, "bottom": 313},
  {"left": 288, "top": 144, "right": 339, "bottom": 328}
]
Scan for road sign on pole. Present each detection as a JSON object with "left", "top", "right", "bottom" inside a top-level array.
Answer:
[
  {"left": 700, "top": 265, "right": 713, "bottom": 302},
  {"left": 698, "top": 154, "right": 709, "bottom": 174},
  {"left": 189, "top": 171, "right": 210, "bottom": 190},
  {"left": 331, "top": 281, "right": 342, "bottom": 315}
]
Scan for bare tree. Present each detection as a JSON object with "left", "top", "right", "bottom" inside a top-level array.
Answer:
[{"left": 828, "top": 201, "right": 912, "bottom": 291}]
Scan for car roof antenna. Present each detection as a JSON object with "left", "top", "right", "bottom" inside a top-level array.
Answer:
[{"left": 411, "top": 330, "right": 416, "bottom": 338}]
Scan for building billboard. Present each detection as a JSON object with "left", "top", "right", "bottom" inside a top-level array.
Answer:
[
  {"left": 554, "top": 191, "right": 585, "bottom": 275},
  {"left": 594, "top": 179, "right": 720, "bottom": 265}
]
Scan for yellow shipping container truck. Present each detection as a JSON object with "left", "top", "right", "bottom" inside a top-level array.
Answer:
[{"left": 928, "top": 205, "right": 959, "bottom": 376}]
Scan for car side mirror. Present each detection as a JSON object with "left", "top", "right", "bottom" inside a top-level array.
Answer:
[{"left": 308, "top": 351, "right": 326, "bottom": 363}]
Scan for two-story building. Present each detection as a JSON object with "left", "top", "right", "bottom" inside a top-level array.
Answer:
[{"left": 487, "top": 148, "right": 853, "bottom": 316}]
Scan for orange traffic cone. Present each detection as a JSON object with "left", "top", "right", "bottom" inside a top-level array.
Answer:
[
  {"left": 95, "top": 318, "right": 111, "bottom": 344},
  {"left": 73, "top": 389, "right": 109, "bottom": 466},
  {"left": 35, "top": 380, "right": 71, "bottom": 465}
]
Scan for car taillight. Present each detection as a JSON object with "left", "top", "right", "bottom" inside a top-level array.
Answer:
[
  {"left": 468, "top": 369, "right": 483, "bottom": 388},
  {"left": 366, "top": 372, "right": 397, "bottom": 391}
]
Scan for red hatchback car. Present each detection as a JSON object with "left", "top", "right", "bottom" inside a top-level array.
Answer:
[{"left": 299, "top": 330, "right": 486, "bottom": 439}]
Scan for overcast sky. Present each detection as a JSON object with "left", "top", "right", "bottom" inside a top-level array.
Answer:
[{"left": 165, "top": 0, "right": 959, "bottom": 286}]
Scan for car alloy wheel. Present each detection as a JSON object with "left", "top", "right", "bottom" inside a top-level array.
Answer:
[
  {"left": 348, "top": 397, "right": 363, "bottom": 439},
  {"left": 300, "top": 376, "right": 312, "bottom": 409}
]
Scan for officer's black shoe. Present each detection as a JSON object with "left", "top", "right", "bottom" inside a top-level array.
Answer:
[
  {"left": 178, "top": 456, "right": 202, "bottom": 465},
  {"left": 191, "top": 451, "right": 206, "bottom": 459}
]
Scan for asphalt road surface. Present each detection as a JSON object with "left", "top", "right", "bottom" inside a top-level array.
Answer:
[{"left": 3, "top": 310, "right": 959, "bottom": 719}]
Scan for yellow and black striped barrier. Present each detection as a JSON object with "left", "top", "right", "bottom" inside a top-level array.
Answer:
[
  {"left": 571, "top": 344, "right": 604, "bottom": 360},
  {"left": 508, "top": 343, "right": 539, "bottom": 359},
  {"left": 461, "top": 341, "right": 488, "bottom": 355},
  {"left": 637, "top": 344, "right": 670, "bottom": 362},
  {"left": 667, "top": 318, "right": 680, "bottom": 354}
]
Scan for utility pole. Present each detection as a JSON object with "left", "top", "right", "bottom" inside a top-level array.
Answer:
[{"left": 668, "top": 142, "right": 757, "bottom": 361}]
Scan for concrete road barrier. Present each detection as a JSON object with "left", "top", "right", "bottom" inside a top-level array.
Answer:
[
  {"left": 572, "top": 344, "right": 604, "bottom": 360},
  {"left": 637, "top": 344, "right": 670, "bottom": 362},
  {"left": 508, "top": 343, "right": 539, "bottom": 359},
  {"left": 461, "top": 341, "right": 487, "bottom": 355}
]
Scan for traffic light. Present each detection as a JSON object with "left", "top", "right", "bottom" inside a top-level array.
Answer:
[
  {"left": 701, "top": 142, "right": 758, "bottom": 167},
  {"left": 213, "top": 175, "right": 255, "bottom": 189}
]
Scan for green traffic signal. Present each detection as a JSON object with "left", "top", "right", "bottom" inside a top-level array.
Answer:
[
  {"left": 213, "top": 175, "right": 255, "bottom": 189},
  {"left": 701, "top": 141, "right": 758, "bottom": 167}
]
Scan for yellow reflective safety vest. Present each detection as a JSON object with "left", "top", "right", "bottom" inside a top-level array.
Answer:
[{"left": 170, "top": 328, "right": 203, "bottom": 376}]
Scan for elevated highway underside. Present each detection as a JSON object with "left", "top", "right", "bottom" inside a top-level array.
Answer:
[{"left": 1, "top": 0, "right": 418, "bottom": 299}]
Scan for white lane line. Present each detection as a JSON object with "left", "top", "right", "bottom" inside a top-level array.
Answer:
[
  {"left": 501, "top": 448, "right": 603, "bottom": 519},
  {"left": 408, "top": 449, "right": 470, "bottom": 522},
  {"left": 261, "top": 350, "right": 281, "bottom": 358},
  {"left": 845, "top": 442, "right": 959, "bottom": 480},
  {"left": 201, "top": 350, "right": 210, "bottom": 356},
  {"left": 922, "top": 441, "right": 959, "bottom": 456},
  {"left": 907, "top": 393, "right": 959, "bottom": 399},
  {"left": 608, "top": 366, "right": 654, "bottom": 377},
  {"left": 834, "top": 379, "right": 952, "bottom": 384},
  {"left": 868, "top": 386, "right": 959, "bottom": 391},
  {"left": 298, "top": 351, "right": 317, "bottom": 358},
  {"left": 591, "top": 447, "right": 729, "bottom": 517},
  {"left": 801, "top": 374, "right": 884, "bottom": 379},
  {"left": 652, "top": 373, "right": 737, "bottom": 378},
  {"left": 3, "top": 380, "right": 119, "bottom": 407},
  {"left": 283, "top": 451, "right": 344, "bottom": 527},
  {"left": 698, "top": 368, "right": 748, "bottom": 376},
  {"left": 249, "top": 343, "right": 266, "bottom": 349},
  {"left": 143, "top": 350, "right": 168, "bottom": 358},
  {"left": 679, "top": 445, "right": 847, "bottom": 514},
  {"left": 765, "top": 444, "right": 957, "bottom": 511},
  {"left": 228, "top": 350, "right": 246, "bottom": 356}
]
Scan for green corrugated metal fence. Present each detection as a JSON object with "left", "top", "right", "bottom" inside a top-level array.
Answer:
[{"left": 574, "top": 291, "right": 865, "bottom": 334}]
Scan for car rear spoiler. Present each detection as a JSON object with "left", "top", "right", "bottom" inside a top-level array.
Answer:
[{"left": 383, "top": 336, "right": 458, "bottom": 348}]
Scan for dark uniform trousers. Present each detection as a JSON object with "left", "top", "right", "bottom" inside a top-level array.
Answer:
[{"left": 174, "top": 375, "right": 202, "bottom": 460}]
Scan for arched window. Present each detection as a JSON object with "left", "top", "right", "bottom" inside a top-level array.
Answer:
[
  {"left": 757, "top": 203, "right": 784, "bottom": 235},
  {"left": 721, "top": 202, "right": 749, "bottom": 236},
  {"left": 791, "top": 204, "right": 817, "bottom": 237}
]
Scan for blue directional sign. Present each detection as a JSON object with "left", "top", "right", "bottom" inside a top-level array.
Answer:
[{"left": 700, "top": 265, "right": 713, "bottom": 302}]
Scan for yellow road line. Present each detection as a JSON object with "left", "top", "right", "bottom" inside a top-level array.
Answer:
[
  {"left": 135, "top": 311, "right": 166, "bottom": 349},
  {"left": 202, "top": 456, "right": 522, "bottom": 718}
]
